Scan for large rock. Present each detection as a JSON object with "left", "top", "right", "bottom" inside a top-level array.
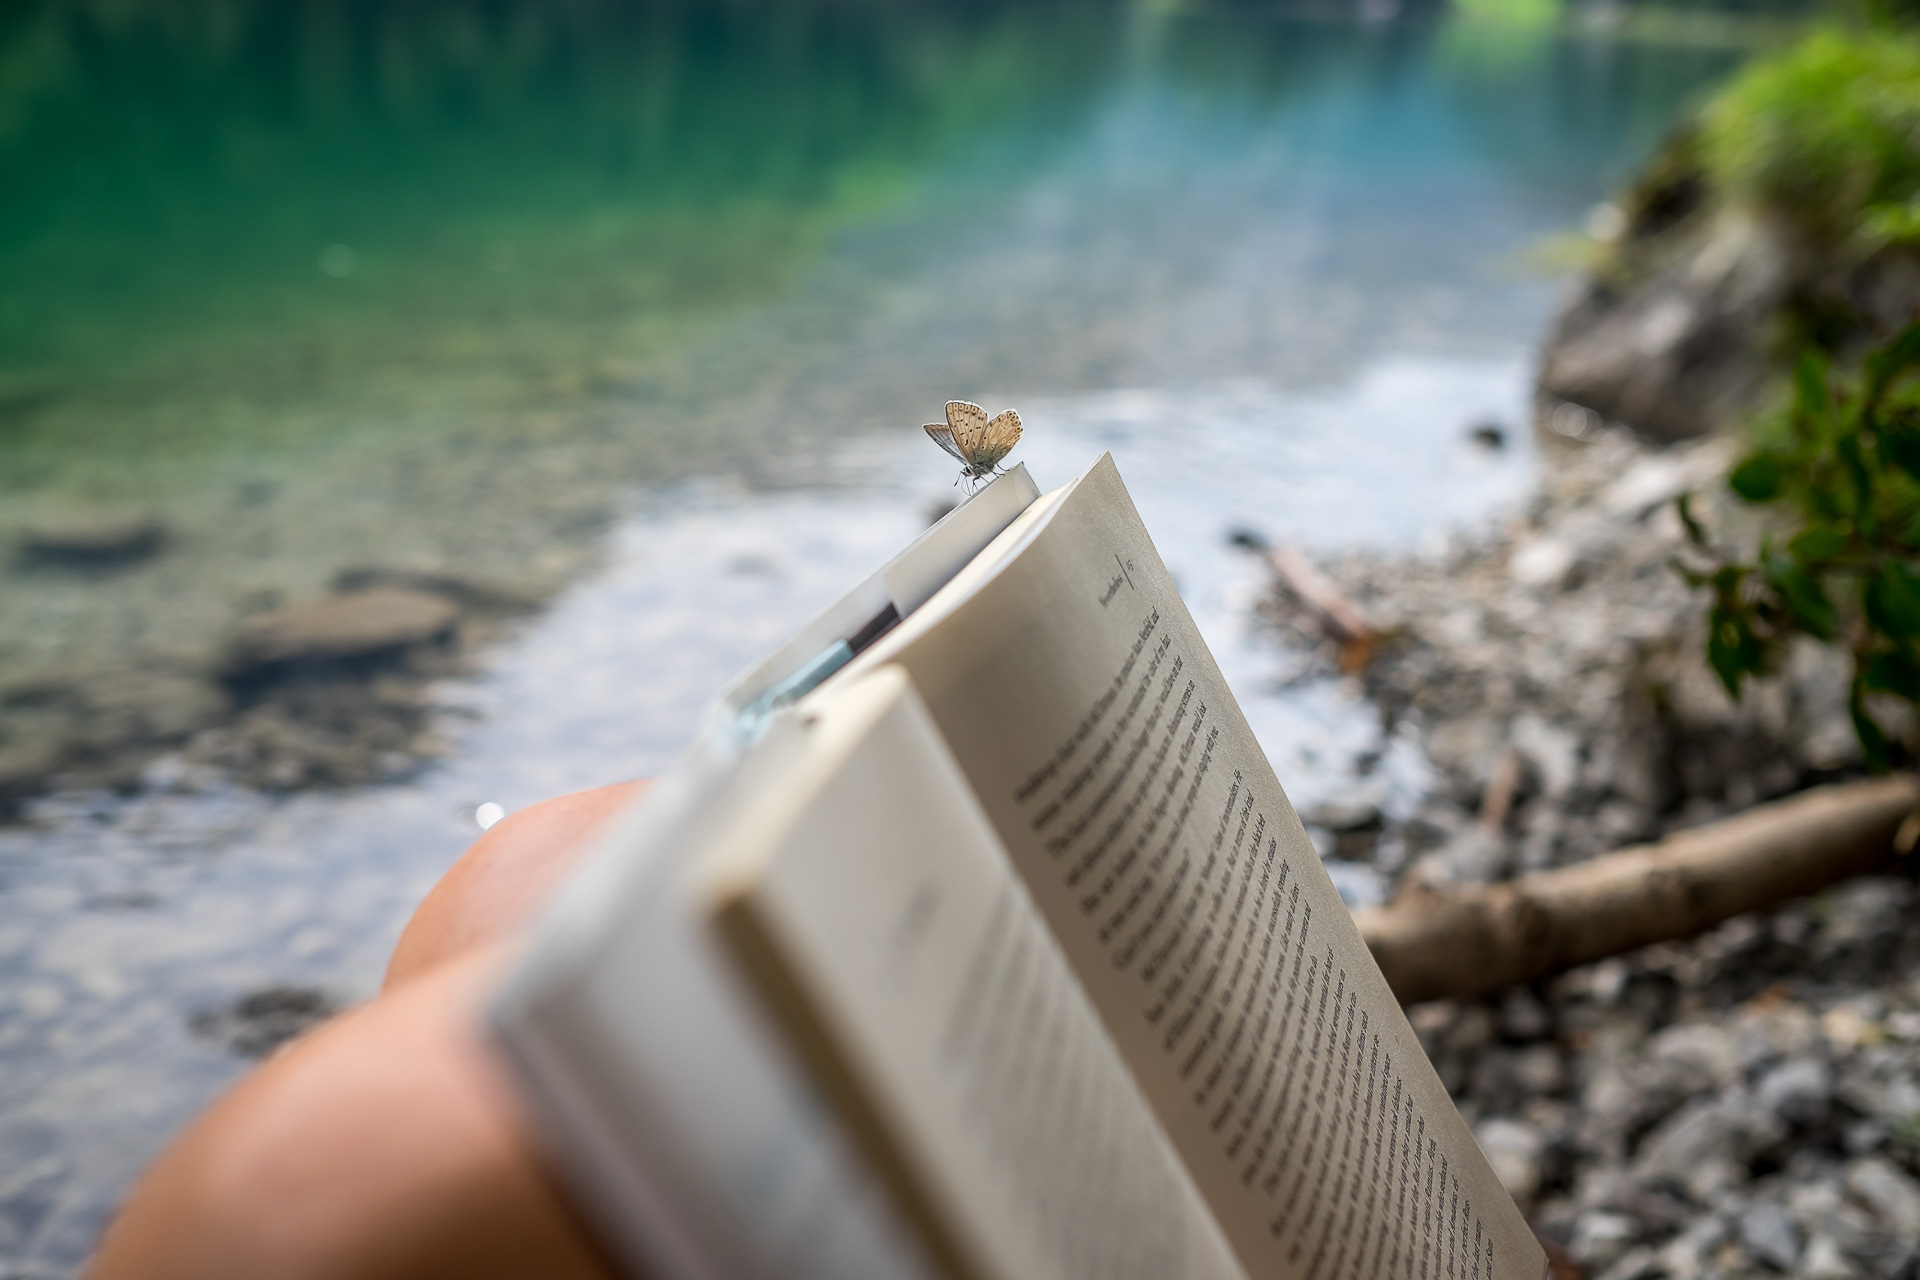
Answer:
[
  {"left": 1540, "top": 212, "right": 1795, "bottom": 444},
  {"left": 1537, "top": 139, "right": 1920, "bottom": 446},
  {"left": 229, "top": 587, "right": 459, "bottom": 678}
]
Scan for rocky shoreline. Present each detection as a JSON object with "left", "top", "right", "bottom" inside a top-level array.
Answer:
[
  {"left": 1315, "top": 427, "right": 1861, "bottom": 885},
  {"left": 1266, "top": 426, "right": 1920, "bottom": 1278}
]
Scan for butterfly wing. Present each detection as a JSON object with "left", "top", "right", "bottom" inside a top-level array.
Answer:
[
  {"left": 945, "top": 400, "right": 990, "bottom": 463},
  {"left": 970, "top": 409, "right": 1022, "bottom": 469},
  {"left": 923, "top": 422, "right": 967, "bottom": 462}
]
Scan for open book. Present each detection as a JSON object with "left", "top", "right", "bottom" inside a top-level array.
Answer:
[{"left": 492, "top": 454, "right": 1546, "bottom": 1280}]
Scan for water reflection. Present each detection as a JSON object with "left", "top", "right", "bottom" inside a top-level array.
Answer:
[{"left": 0, "top": 1, "right": 1757, "bottom": 1273}]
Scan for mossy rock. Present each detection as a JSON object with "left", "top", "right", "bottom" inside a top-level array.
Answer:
[{"left": 1540, "top": 29, "right": 1920, "bottom": 444}]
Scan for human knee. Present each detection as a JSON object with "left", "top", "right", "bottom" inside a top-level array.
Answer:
[{"left": 386, "top": 780, "right": 648, "bottom": 988}]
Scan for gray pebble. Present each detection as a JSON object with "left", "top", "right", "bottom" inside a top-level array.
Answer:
[
  {"left": 1758, "top": 1056, "right": 1833, "bottom": 1127},
  {"left": 1846, "top": 1156, "right": 1920, "bottom": 1241},
  {"left": 1738, "top": 1202, "right": 1801, "bottom": 1272}
]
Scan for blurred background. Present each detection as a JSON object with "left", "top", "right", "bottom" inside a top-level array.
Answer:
[{"left": 2, "top": 0, "right": 1901, "bottom": 1276}]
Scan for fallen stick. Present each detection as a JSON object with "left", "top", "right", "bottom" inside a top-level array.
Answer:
[
  {"left": 1479, "top": 747, "right": 1522, "bottom": 832},
  {"left": 1356, "top": 775, "right": 1920, "bottom": 1004},
  {"left": 1230, "top": 530, "right": 1379, "bottom": 672}
]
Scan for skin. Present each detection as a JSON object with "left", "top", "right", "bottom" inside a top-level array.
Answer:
[{"left": 84, "top": 781, "right": 650, "bottom": 1280}]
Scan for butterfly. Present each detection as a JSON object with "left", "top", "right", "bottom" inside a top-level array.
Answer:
[{"left": 924, "top": 400, "right": 1022, "bottom": 492}]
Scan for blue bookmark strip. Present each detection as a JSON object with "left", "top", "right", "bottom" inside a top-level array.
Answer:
[
  {"left": 733, "top": 601, "right": 903, "bottom": 742},
  {"left": 737, "top": 640, "right": 852, "bottom": 738},
  {"left": 762, "top": 640, "right": 854, "bottom": 710}
]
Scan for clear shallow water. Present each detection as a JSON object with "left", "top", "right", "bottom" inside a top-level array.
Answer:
[{"left": 0, "top": 2, "right": 1756, "bottom": 1273}]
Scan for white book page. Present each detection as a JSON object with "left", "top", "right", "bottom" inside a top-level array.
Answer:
[
  {"left": 492, "top": 735, "right": 940, "bottom": 1280},
  {"left": 851, "top": 453, "right": 1546, "bottom": 1280},
  {"left": 699, "top": 667, "right": 1243, "bottom": 1280}
]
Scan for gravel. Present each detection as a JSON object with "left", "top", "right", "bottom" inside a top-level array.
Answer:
[
  {"left": 1269, "top": 427, "right": 1866, "bottom": 890},
  {"left": 1408, "top": 880, "right": 1920, "bottom": 1279},
  {"left": 1263, "top": 426, "right": 1920, "bottom": 1278}
]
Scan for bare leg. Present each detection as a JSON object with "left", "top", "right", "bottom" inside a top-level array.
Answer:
[{"left": 85, "top": 782, "right": 649, "bottom": 1280}]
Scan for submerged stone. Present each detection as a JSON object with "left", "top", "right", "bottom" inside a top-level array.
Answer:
[
  {"left": 229, "top": 587, "right": 459, "bottom": 678},
  {"left": 189, "top": 985, "right": 345, "bottom": 1058},
  {"left": 18, "top": 509, "right": 165, "bottom": 567}
]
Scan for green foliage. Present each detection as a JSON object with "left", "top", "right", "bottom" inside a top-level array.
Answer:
[
  {"left": 1680, "top": 322, "right": 1920, "bottom": 768},
  {"left": 1449, "top": 0, "right": 1558, "bottom": 29},
  {"left": 1700, "top": 28, "right": 1920, "bottom": 244}
]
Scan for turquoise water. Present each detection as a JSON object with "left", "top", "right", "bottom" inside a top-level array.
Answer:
[
  {"left": 0, "top": 2, "right": 1765, "bottom": 1274},
  {"left": 2, "top": 1, "right": 1744, "bottom": 484}
]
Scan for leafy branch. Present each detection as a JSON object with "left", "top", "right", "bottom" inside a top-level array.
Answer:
[{"left": 1675, "top": 321, "right": 1920, "bottom": 769}]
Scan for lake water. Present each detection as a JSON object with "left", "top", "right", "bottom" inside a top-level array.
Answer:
[{"left": 0, "top": 2, "right": 1754, "bottom": 1273}]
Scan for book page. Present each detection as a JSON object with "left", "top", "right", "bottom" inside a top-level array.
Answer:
[
  {"left": 492, "top": 730, "right": 944, "bottom": 1280},
  {"left": 700, "top": 667, "right": 1244, "bottom": 1280},
  {"left": 852, "top": 454, "right": 1546, "bottom": 1280}
]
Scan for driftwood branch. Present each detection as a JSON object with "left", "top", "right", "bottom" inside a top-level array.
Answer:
[{"left": 1356, "top": 776, "right": 1920, "bottom": 1004}]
